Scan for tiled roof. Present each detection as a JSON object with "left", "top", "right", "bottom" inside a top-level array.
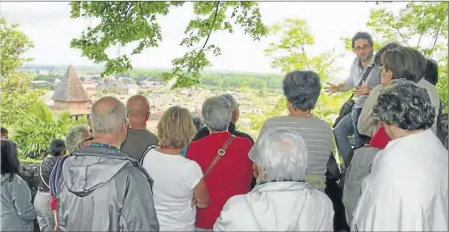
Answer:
[{"left": 52, "top": 65, "right": 90, "bottom": 102}]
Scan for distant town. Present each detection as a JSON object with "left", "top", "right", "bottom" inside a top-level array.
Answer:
[{"left": 20, "top": 64, "right": 285, "bottom": 138}]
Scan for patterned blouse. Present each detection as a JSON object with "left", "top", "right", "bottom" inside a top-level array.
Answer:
[{"left": 38, "top": 156, "right": 61, "bottom": 192}]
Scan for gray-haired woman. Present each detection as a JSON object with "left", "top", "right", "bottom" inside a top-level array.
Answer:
[
  {"left": 66, "top": 124, "right": 93, "bottom": 153},
  {"left": 214, "top": 128, "right": 334, "bottom": 231},
  {"left": 257, "top": 70, "right": 333, "bottom": 191},
  {"left": 352, "top": 81, "right": 448, "bottom": 231}
]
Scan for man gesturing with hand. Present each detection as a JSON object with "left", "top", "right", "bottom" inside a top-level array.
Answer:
[{"left": 325, "top": 32, "right": 381, "bottom": 170}]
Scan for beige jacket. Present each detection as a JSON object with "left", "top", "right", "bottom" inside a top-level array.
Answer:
[{"left": 358, "top": 79, "right": 440, "bottom": 137}]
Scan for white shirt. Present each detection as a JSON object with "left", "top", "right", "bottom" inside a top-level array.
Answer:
[
  {"left": 214, "top": 182, "right": 334, "bottom": 231},
  {"left": 141, "top": 149, "right": 203, "bottom": 231},
  {"left": 351, "top": 130, "right": 448, "bottom": 231}
]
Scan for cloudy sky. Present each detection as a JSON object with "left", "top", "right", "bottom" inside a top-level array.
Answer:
[{"left": 1, "top": 1, "right": 406, "bottom": 79}]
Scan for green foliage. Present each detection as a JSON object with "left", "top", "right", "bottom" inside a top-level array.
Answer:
[
  {"left": 200, "top": 73, "right": 222, "bottom": 87},
  {"left": 221, "top": 76, "right": 266, "bottom": 89},
  {"left": 70, "top": 2, "right": 268, "bottom": 88},
  {"left": 247, "top": 95, "right": 287, "bottom": 132},
  {"left": 33, "top": 74, "right": 55, "bottom": 81},
  {"left": 0, "top": 18, "right": 42, "bottom": 126},
  {"left": 343, "top": 2, "right": 448, "bottom": 112},
  {"left": 0, "top": 18, "right": 34, "bottom": 77},
  {"left": 437, "top": 55, "right": 448, "bottom": 113},
  {"left": 249, "top": 18, "right": 347, "bottom": 132},
  {"left": 11, "top": 102, "right": 88, "bottom": 159}
]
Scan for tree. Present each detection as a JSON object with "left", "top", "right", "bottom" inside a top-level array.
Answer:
[
  {"left": 343, "top": 2, "right": 448, "bottom": 112},
  {"left": 249, "top": 18, "right": 347, "bottom": 132},
  {"left": 200, "top": 73, "right": 222, "bottom": 87},
  {"left": 0, "top": 18, "right": 34, "bottom": 77},
  {"left": 0, "top": 18, "right": 42, "bottom": 126},
  {"left": 70, "top": 1, "right": 268, "bottom": 88},
  {"left": 11, "top": 102, "right": 88, "bottom": 159}
]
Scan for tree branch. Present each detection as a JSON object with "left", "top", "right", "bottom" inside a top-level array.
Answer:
[
  {"left": 124, "top": 2, "right": 132, "bottom": 18},
  {"left": 188, "top": 1, "right": 221, "bottom": 73},
  {"left": 416, "top": 12, "right": 425, "bottom": 47},
  {"left": 394, "top": 27, "right": 410, "bottom": 46},
  {"left": 431, "top": 22, "right": 442, "bottom": 56},
  {"left": 299, "top": 43, "right": 311, "bottom": 70}
]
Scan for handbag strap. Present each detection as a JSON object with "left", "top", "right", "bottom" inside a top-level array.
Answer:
[
  {"left": 139, "top": 145, "right": 157, "bottom": 165},
  {"left": 203, "top": 135, "right": 236, "bottom": 178},
  {"left": 348, "top": 64, "right": 375, "bottom": 101},
  {"left": 39, "top": 159, "right": 50, "bottom": 189}
]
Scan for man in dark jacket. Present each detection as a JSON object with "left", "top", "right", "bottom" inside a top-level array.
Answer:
[
  {"left": 193, "top": 93, "right": 254, "bottom": 144},
  {"left": 53, "top": 96, "right": 159, "bottom": 231}
]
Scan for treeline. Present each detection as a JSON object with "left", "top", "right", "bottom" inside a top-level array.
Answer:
[
  {"left": 121, "top": 70, "right": 283, "bottom": 90},
  {"left": 28, "top": 69, "right": 283, "bottom": 90}
]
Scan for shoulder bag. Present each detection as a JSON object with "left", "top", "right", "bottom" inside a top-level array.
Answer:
[{"left": 333, "top": 65, "right": 375, "bottom": 128}]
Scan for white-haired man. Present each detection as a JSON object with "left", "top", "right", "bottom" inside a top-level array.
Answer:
[
  {"left": 193, "top": 93, "right": 254, "bottom": 144},
  {"left": 51, "top": 96, "right": 159, "bottom": 231}
]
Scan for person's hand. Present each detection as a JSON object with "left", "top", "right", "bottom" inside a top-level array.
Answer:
[
  {"left": 363, "top": 144, "right": 371, "bottom": 148},
  {"left": 354, "top": 81, "right": 371, "bottom": 96},
  {"left": 325, "top": 82, "right": 340, "bottom": 94}
]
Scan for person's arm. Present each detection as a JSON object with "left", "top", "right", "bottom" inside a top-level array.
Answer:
[
  {"left": 213, "top": 197, "right": 243, "bottom": 231},
  {"left": 183, "top": 161, "right": 209, "bottom": 208},
  {"left": 358, "top": 87, "right": 380, "bottom": 137},
  {"left": 11, "top": 176, "right": 37, "bottom": 221},
  {"left": 119, "top": 167, "right": 159, "bottom": 231},
  {"left": 331, "top": 63, "right": 356, "bottom": 93},
  {"left": 193, "top": 179, "right": 209, "bottom": 208}
]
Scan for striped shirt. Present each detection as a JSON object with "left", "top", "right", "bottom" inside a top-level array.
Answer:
[{"left": 257, "top": 116, "right": 333, "bottom": 176}]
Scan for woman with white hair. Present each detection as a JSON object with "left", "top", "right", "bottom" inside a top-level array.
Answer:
[
  {"left": 214, "top": 128, "right": 334, "bottom": 231},
  {"left": 352, "top": 81, "right": 448, "bottom": 231}
]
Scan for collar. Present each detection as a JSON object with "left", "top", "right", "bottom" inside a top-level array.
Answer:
[
  {"left": 228, "top": 122, "right": 236, "bottom": 132},
  {"left": 355, "top": 56, "right": 375, "bottom": 70},
  {"left": 251, "top": 181, "right": 311, "bottom": 194},
  {"left": 88, "top": 142, "right": 120, "bottom": 153},
  {"left": 385, "top": 129, "right": 433, "bottom": 149}
]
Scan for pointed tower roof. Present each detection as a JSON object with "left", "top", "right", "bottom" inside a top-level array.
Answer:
[{"left": 52, "top": 65, "right": 90, "bottom": 102}]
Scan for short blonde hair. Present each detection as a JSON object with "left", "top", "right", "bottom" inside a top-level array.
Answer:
[{"left": 157, "top": 106, "right": 196, "bottom": 149}]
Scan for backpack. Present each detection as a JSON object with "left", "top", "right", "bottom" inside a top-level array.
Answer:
[{"left": 49, "top": 155, "right": 70, "bottom": 197}]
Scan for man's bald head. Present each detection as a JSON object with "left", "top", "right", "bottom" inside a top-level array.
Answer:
[
  {"left": 90, "top": 96, "right": 127, "bottom": 134},
  {"left": 126, "top": 95, "right": 150, "bottom": 120}
]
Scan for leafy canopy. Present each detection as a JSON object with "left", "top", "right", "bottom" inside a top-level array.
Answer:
[
  {"left": 70, "top": 1, "right": 268, "bottom": 88},
  {"left": 249, "top": 18, "right": 348, "bottom": 133},
  {"left": 0, "top": 18, "right": 42, "bottom": 125}
]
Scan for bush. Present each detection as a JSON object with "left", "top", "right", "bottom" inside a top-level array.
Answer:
[{"left": 11, "top": 102, "right": 88, "bottom": 159}]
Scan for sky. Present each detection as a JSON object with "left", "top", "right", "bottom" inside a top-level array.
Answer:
[{"left": 1, "top": 1, "right": 407, "bottom": 79}]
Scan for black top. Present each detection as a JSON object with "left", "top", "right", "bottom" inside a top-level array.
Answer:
[
  {"left": 192, "top": 122, "right": 254, "bottom": 144},
  {"left": 38, "top": 156, "right": 61, "bottom": 192}
]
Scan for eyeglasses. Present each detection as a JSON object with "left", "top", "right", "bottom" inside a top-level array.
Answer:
[
  {"left": 83, "top": 137, "right": 94, "bottom": 143},
  {"left": 354, "top": 44, "right": 371, "bottom": 52}
]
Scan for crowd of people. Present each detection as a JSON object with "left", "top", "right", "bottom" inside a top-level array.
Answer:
[{"left": 1, "top": 31, "right": 448, "bottom": 232}]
